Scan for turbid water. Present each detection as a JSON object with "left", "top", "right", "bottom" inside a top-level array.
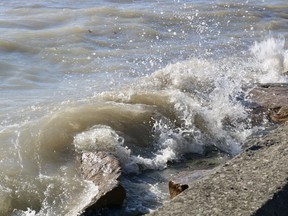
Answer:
[{"left": 0, "top": 0, "right": 288, "bottom": 215}]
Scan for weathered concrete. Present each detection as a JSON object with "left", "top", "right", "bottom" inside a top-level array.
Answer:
[
  {"left": 149, "top": 123, "right": 288, "bottom": 216},
  {"left": 79, "top": 152, "right": 126, "bottom": 214},
  {"left": 168, "top": 169, "right": 215, "bottom": 199}
]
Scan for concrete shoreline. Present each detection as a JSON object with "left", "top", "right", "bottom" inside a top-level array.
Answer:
[
  {"left": 149, "top": 123, "right": 288, "bottom": 216},
  {"left": 77, "top": 83, "right": 288, "bottom": 215}
]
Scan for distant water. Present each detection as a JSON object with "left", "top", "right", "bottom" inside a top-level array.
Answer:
[{"left": 0, "top": 0, "right": 287, "bottom": 215}]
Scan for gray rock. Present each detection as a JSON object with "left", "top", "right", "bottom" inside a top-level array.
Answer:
[
  {"left": 247, "top": 83, "right": 288, "bottom": 123},
  {"left": 79, "top": 152, "right": 126, "bottom": 213},
  {"left": 149, "top": 123, "right": 288, "bottom": 216}
]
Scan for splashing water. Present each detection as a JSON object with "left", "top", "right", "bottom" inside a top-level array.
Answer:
[
  {"left": 251, "top": 36, "right": 288, "bottom": 82},
  {"left": 0, "top": 0, "right": 288, "bottom": 214}
]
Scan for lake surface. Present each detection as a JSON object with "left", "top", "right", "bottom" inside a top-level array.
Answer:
[{"left": 0, "top": 0, "right": 287, "bottom": 215}]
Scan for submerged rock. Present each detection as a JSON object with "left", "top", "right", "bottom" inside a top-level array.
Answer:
[
  {"left": 247, "top": 83, "right": 288, "bottom": 123},
  {"left": 79, "top": 152, "right": 126, "bottom": 214}
]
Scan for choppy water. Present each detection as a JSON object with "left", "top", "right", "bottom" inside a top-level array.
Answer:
[{"left": 0, "top": 0, "right": 288, "bottom": 215}]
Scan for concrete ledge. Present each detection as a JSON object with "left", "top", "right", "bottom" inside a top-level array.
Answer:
[{"left": 149, "top": 124, "right": 288, "bottom": 216}]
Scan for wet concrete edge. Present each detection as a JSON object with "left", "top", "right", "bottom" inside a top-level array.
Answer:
[{"left": 148, "top": 123, "right": 288, "bottom": 216}]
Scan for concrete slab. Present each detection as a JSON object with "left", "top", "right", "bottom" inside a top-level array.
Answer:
[{"left": 149, "top": 124, "right": 288, "bottom": 216}]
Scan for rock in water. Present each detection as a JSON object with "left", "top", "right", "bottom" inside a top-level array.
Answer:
[
  {"left": 247, "top": 83, "right": 288, "bottom": 123},
  {"left": 270, "top": 106, "right": 288, "bottom": 123},
  {"left": 79, "top": 152, "right": 126, "bottom": 214}
]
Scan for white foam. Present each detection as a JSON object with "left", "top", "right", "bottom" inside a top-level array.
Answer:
[
  {"left": 64, "top": 180, "right": 99, "bottom": 216},
  {"left": 147, "top": 58, "right": 251, "bottom": 156},
  {"left": 12, "top": 208, "right": 37, "bottom": 216},
  {"left": 73, "top": 125, "right": 121, "bottom": 152},
  {"left": 16, "top": 176, "right": 100, "bottom": 216},
  {"left": 73, "top": 125, "right": 132, "bottom": 168},
  {"left": 251, "top": 36, "right": 288, "bottom": 83}
]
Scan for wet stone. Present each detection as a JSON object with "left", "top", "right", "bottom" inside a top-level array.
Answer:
[
  {"left": 246, "top": 83, "right": 288, "bottom": 123},
  {"left": 79, "top": 151, "right": 126, "bottom": 215}
]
